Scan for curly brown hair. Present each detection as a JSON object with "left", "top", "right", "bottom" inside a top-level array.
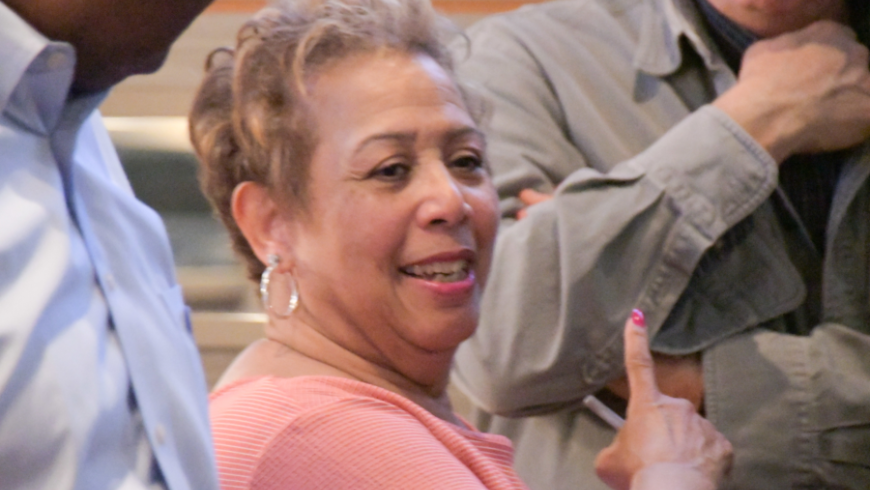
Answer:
[{"left": 189, "top": 0, "right": 472, "bottom": 281}]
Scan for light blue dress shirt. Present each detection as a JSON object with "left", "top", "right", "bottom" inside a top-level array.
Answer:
[{"left": 0, "top": 4, "right": 219, "bottom": 489}]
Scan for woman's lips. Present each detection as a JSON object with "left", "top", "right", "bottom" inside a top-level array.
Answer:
[
  {"left": 399, "top": 250, "right": 478, "bottom": 300},
  {"left": 400, "top": 259, "right": 470, "bottom": 283}
]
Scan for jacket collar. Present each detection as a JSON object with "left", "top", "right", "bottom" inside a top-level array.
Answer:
[{"left": 633, "top": 0, "right": 723, "bottom": 77}]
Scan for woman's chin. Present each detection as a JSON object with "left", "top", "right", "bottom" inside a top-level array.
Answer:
[{"left": 409, "top": 312, "right": 479, "bottom": 355}]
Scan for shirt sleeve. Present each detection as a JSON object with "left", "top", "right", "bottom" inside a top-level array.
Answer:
[{"left": 451, "top": 12, "right": 779, "bottom": 416}]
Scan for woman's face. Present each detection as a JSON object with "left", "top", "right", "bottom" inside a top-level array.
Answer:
[{"left": 284, "top": 51, "right": 499, "bottom": 382}]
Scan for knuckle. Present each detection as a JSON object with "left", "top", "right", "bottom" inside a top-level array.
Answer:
[
  {"left": 626, "top": 356, "right": 654, "bottom": 370},
  {"left": 670, "top": 397, "right": 695, "bottom": 413}
]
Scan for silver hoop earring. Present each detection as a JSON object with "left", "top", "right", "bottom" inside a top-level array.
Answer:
[{"left": 260, "top": 254, "right": 299, "bottom": 318}]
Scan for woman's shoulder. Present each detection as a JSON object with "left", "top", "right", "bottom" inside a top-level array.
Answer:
[
  {"left": 210, "top": 374, "right": 512, "bottom": 444},
  {"left": 210, "top": 375, "right": 384, "bottom": 420},
  {"left": 210, "top": 375, "right": 527, "bottom": 489},
  {"left": 209, "top": 376, "right": 390, "bottom": 486},
  {"left": 210, "top": 374, "right": 466, "bottom": 439},
  {"left": 211, "top": 376, "right": 523, "bottom": 489},
  {"left": 211, "top": 377, "right": 434, "bottom": 486},
  {"left": 209, "top": 375, "right": 436, "bottom": 443}
]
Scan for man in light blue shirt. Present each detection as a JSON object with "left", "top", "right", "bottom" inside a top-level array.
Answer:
[{"left": 0, "top": 0, "right": 219, "bottom": 488}]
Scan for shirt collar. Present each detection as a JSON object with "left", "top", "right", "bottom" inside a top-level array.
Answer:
[
  {"left": 0, "top": 2, "right": 49, "bottom": 113},
  {"left": 0, "top": 3, "right": 105, "bottom": 135}
]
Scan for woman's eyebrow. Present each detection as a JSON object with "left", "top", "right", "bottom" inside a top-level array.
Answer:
[
  {"left": 353, "top": 132, "right": 416, "bottom": 155},
  {"left": 353, "top": 126, "right": 484, "bottom": 155},
  {"left": 444, "top": 127, "right": 485, "bottom": 142}
]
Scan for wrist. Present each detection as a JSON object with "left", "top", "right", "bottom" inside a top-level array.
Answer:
[
  {"left": 630, "top": 463, "right": 717, "bottom": 490},
  {"left": 712, "top": 86, "right": 799, "bottom": 164}
]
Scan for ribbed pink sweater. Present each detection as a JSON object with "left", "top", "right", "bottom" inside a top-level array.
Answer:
[{"left": 210, "top": 376, "right": 529, "bottom": 490}]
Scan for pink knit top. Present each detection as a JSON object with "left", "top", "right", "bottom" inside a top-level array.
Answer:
[{"left": 210, "top": 376, "right": 529, "bottom": 490}]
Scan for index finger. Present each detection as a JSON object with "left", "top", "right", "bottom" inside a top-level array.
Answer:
[
  {"left": 518, "top": 188, "right": 552, "bottom": 206},
  {"left": 624, "top": 309, "right": 659, "bottom": 406}
]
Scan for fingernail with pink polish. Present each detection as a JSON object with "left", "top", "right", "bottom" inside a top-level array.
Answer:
[{"left": 631, "top": 309, "right": 646, "bottom": 328}]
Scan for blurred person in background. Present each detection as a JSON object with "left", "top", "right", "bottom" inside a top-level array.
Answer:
[
  {"left": 0, "top": 0, "right": 219, "bottom": 488},
  {"left": 190, "top": 0, "right": 731, "bottom": 488},
  {"left": 450, "top": 0, "right": 870, "bottom": 489}
]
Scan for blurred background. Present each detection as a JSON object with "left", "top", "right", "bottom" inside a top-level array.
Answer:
[{"left": 102, "top": 0, "right": 534, "bottom": 407}]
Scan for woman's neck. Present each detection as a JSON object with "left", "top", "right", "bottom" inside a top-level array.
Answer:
[{"left": 260, "top": 316, "right": 462, "bottom": 425}]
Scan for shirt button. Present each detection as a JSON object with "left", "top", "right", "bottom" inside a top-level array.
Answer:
[
  {"left": 154, "top": 425, "right": 166, "bottom": 446},
  {"left": 104, "top": 274, "right": 116, "bottom": 291}
]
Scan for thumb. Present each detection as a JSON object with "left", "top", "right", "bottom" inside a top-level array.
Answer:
[{"left": 624, "top": 309, "right": 659, "bottom": 407}]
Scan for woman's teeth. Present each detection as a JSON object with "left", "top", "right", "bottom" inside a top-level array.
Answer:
[{"left": 402, "top": 260, "right": 469, "bottom": 282}]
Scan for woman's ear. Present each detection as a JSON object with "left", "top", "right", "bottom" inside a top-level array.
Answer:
[{"left": 231, "top": 181, "right": 292, "bottom": 265}]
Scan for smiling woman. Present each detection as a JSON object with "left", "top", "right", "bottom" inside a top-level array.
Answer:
[
  {"left": 229, "top": 50, "right": 498, "bottom": 397},
  {"left": 189, "top": 0, "right": 496, "bottom": 402},
  {"left": 188, "top": 0, "right": 731, "bottom": 488}
]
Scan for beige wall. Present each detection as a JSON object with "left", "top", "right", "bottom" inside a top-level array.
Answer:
[
  {"left": 100, "top": 5, "right": 510, "bottom": 118},
  {"left": 101, "top": 13, "right": 247, "bottom": 117}
]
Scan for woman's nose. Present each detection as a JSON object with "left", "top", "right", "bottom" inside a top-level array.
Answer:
[{"left": 416, "top": 164, "right": 471, "bottom": 228}]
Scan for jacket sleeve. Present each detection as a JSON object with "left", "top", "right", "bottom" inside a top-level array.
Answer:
[{"left": 451, "top": 15, "right": 779, "bottom": 416}]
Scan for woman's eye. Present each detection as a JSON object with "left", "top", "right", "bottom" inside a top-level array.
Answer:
[
  {"left": 371, "top": 162, "right": 410, "bottom": 181},
  {"left": 450, "top": 154, "right": 484, "bottom": 172}
]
